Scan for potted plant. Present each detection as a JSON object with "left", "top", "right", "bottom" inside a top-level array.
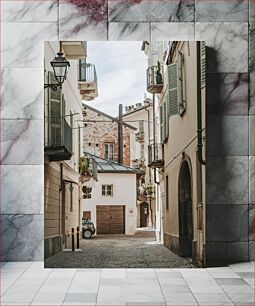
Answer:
[{"left": 156, "top": 61, "right": 163, "bottom": 85}]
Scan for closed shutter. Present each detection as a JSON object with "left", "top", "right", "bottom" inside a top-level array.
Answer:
[
  {"left": 200, "top": 42, "right": 206, "bottom": 88},
  {"left": 168, "top": 63, "right": 179, "bottom": 116},
  {"left": 160, "top": 105, "right": 164, "bottom": 143},
  {"left": 177, "top": 51, "right": 184, "bottom": 108},
  {"left": 164, "top": 100, "right": 169, "bottom": 139},
  {"left": 48, "top": 72, "right": 61, "bottom": 146}
]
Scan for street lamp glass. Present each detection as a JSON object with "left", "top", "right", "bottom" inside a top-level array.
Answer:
[{"left": 51, "top": 52, "right": 70, "bottom": 86}]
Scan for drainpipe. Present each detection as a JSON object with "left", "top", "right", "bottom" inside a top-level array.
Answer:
[
  {"left": 118, "top": 104, "right": 123, "bottom": 164},
  {"left": 197, "top": 42, "right": 206, "bottom": 166}
]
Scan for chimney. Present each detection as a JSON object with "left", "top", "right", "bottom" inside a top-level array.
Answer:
[{"left": 118, "top": 104, "right": 123, "bottom": 164}]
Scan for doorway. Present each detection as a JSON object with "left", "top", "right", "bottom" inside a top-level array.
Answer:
[
  {"left": 178, "top": 160, "right": 193, "bottom": 257},
  {"left": 140, "top": 202, "right": 149, "bottom": 227}
]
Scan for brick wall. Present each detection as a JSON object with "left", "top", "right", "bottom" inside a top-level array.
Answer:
[{"left": 83, "top": 107, "right": 131, "bottom": 166}]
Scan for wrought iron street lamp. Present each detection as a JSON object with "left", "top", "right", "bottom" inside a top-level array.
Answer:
[{"left": 44, "top": 44, "right": 70, "bottom": 91}]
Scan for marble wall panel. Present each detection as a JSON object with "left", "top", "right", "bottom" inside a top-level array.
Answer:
[
  {"left": 1, "top": 0, "right": 58, "bottom": 22},
  {"left": 0, "top": 165, "right": 43, "bottom": 214},
  {"left": 206, "top": 204, "right": 249, "bottom": 242},
  {"left": 59, "top": 0, "right": 107, "bottom": 40},
  {"left": 195, "top": 0, "right": 248, "bottom": 22},
  {"left": 108, "top": 22, "right": 150, "bottom": 40},
  {"left": 108, "top": 0, "right": 195, "bottom": 22},
  {"left": 206, "top": 116, "right": 248, "bottom": 157},
  {"left": 151, "top": 22, "right": 195, "bottom": 41},
  {"left": 0, "top": 214, "right": 43, "bottom": 261},
  {"left": 1, "top": 68, "right": 43, "bottom": 119},
  {"left": 195, "top": 22, "right": 248, "bottom": 73},
  {"left": 206, "top": 156, "right": 249, "bottom": 205},
  {"left": 0, "top": 119, "right": 43, "bottom": 165}
]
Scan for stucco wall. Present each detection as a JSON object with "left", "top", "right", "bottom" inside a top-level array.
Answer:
[{"left": 83, "top": 173, "right": 137, "bottom": 235}]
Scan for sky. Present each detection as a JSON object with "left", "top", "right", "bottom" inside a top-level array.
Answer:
[{"left": 86, "top": 42, "right": 149, "bottom": 117}]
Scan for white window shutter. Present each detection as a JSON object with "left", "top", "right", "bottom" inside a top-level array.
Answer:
[
  {"left": 48, "top": 71, "right": 62, "bottom": 146},
  {"left": 160, "top": 105, "right": 164, "bottom": 143},
  {"left": 168, "top": 63, "right": 179, "bottom": 116},
  {"left": 201, "top": 42, "right": 206, "bottom": 88},
  {"left": 164, "top": 97, "right": 169, "bottom": 139}
]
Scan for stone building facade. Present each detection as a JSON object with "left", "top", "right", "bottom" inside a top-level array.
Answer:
[{"left": 82, "top": 104, "right": 136, "bottom": 165}]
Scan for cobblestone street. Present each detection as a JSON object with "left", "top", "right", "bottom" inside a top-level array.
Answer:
[{"left": 45, "top": 229, "right": 194, "bottom": 268}]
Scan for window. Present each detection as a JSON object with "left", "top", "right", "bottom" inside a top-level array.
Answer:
[
  {"left": 165, "top": 175, "right": 169, "bottom": 210},
  {"left": 104, "top": 143, "right": 114, "bottom": 161},
  {"left": 102, "top": 185, "right": 113, "bottom": 196},
  {"left": 139, "top": 120, "right": 144, "bottom": 133}
]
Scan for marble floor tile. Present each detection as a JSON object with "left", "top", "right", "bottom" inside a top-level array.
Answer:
[
  {"left": 162, "top": 292, "right": 198, "bottom": 305},
  {"left": 151, "top": 22, "right": 195, "bottom": 40},
  {"left": 108, "top": 22, "right": 150, "bottom": 40},
  {"left": 227, "top": 292, "right": 254, "bottom": 305},
  {"left": 195, "top": 22, "right": 248, "bottom": 73},
  {"left": 64, "top": 292, "right": 97, "bottom": 303},
  {"left": 193, "top": 292, "right": 234, "bottom": 305},
  {"left": 230, "top": 262, "right": 254, "bottom": 272},
  {"left": 207, "top": 267, "right": 241, "bottom": 278},
  {"left": 0, "top": 120, "right": 43, "bottom": 165},
  {"left": 101, "top": 268, "right": 126, "bottom": 278},
  {"left": 1, "top": 165, "right": 43, "bottom": 214},
  {"left": 1, "top": 0, "right": 58, "bottom": 22},
  {"left": 31, "top": 291, "right": 66, "bottom": 305},
  {"left": 1, "top": 68, "right": 43, "bottom": 120},
  {"left": 1, "top": 22, "right": 58, "bottom": 68},
  {"left": 108, "top": 0, "right": 195, "bottom": 22},
  {"left": 195, "top": 0, "right": 248, "bottom": 22},
  {"left": 59, "top": 1, "right": 107, "bottom": 41}
]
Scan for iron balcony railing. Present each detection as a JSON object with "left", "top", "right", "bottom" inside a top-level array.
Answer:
[
  {"left": 148, "top": 143, "right": 164, "bottom": 168},
  {"left": 146, "top": 65, "right": 164, "bottom": 93},
  {"left": 78, "top": 60, "right": 97, "bottom": 83},
  {"left": 45, "top": 118, "right": 72, "bottom": 155}
]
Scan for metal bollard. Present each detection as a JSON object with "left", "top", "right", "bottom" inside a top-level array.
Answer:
[
  {"left": 72, "top": 228, "right": 75, "bottom": 252},
  {"left": 76, "top": 226, "right": 80, "bottom": 249}
]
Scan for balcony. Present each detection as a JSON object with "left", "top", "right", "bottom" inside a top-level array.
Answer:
[
  {"left": 78, "top": 60, "right": 98, "bottom": 101},
  {"left": 62, "top": 41, "right": 87, "bottom": 60},
  {"left": 132, "top": 158, "right": 146, "bottom": 170},
  {"left": 44, "top": 118, "right": 73, "bottom": 162},
  {"left": 146, "top": 65, "right": 164, "bottom": 94},
  {"left": 148, "top": 144, "right": 164, "bottom": 168},
  {"left": 135, "top": 131, "right": 145, "bottom": 143}
]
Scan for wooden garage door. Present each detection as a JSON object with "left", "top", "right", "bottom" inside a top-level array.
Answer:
[{"left": 96, "top": 205, "right": 125, "bottom": 234}]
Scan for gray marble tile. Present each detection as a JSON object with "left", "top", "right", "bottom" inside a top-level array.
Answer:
[
  {"left": 249, "top": 204, "right": 254, "bottom": 241},
  {"left": 249, "top": 241, "right": 254, "bottom": 260},
  {"left": 249, "top": 116, "right": 254, "bottom": 155},
  {"left": 1, "top": 165, "right": 43, "bottom": 214},
  {"left": 1, "top": 68, "right": 43, "bottom": 119},
  {"left": 64, "top": 293, "right": 97, "bottom": 303},
  {"left": 227, "top": 242, "right": 249, "bottom": 262},
  {"left": 227, "top": 292, "right": 254, "bottom": 305},
  {"left": 108, "top": 0, "right": 195, "bottom": 22},
  {"left": 249, "top": 156, "right": 254, "bottom": 205},
  {"left": 205, "top": 242, "right": 227, "bottom": 264},
  {"left": 59, "top": 1, "right": 107, "bottom": 40},
  {"left": 151, "top": 22, "right": 195, "bottom": 41},
  {"left": 206, "top": 73, "right": 249, "bottom": 116},
  {"left": 250, "top": 0, "right": 254, "bottom": 22},
  {"left": 206, "top": 116, "right": 248, "bottom": 157},
  {"left": 192, "top": 292, "right": 233, "bottom": 305},
  {"left": 195, "top": 22, "right": 248, "bottom": 73},
  {"left": 206, "top": 156, "right": 249, "bottom": 204},
  {"left": 108, "top": 22, "right": 150, "bottom": 40},
  {"left": 1, "top": 0, "right": 58, "bottom": 22},
  {"left": 195, "top": 0, "right": 248, "bottom": 22},
  {"left": 206, "top": 205, "right": 249, "bottom": 242},
  {"left": 1, "top": 22, "right": 58, "bottom": 68},
  {"left": 0, "top": 214, "right": 43, "bottom": 261},
  {"left": 249, "top": 26, "right": 254, "bottom": 114},
  {"left": 0, "top": 119, "right": 43, "bottom": 165}
]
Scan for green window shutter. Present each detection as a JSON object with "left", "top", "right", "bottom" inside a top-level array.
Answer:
[
  {"left": 164, "top": 101, "right": 168, "bottom": 139},
  {"left": 165, "top": 95, "right": 169, "bottom": 139},
  {"left": 168, "top": 63, "right": 179, "bottom": 116},
  {"left": 160, "top": 105, "right": 164, "bottom": 143},
  {"left": 48, "top": 71, "right": 61, "bottom": 146},
  {"left": 201, "top": 42, "right": 206, "bottom": 88},
  {"left": 177, "top": 51, "right": 184, "bottom": 109}
]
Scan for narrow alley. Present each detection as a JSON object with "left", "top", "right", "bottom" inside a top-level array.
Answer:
[{"left": 45, "top": 229, "right": 194, "bottom": 268}]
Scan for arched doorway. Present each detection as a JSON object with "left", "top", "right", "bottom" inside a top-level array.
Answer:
[
  {"left": 178, "top": 160, "right": 193, "bottom": 258},
  {"left": 140, "top": 202, "right": 149, "bottom": 227}
]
